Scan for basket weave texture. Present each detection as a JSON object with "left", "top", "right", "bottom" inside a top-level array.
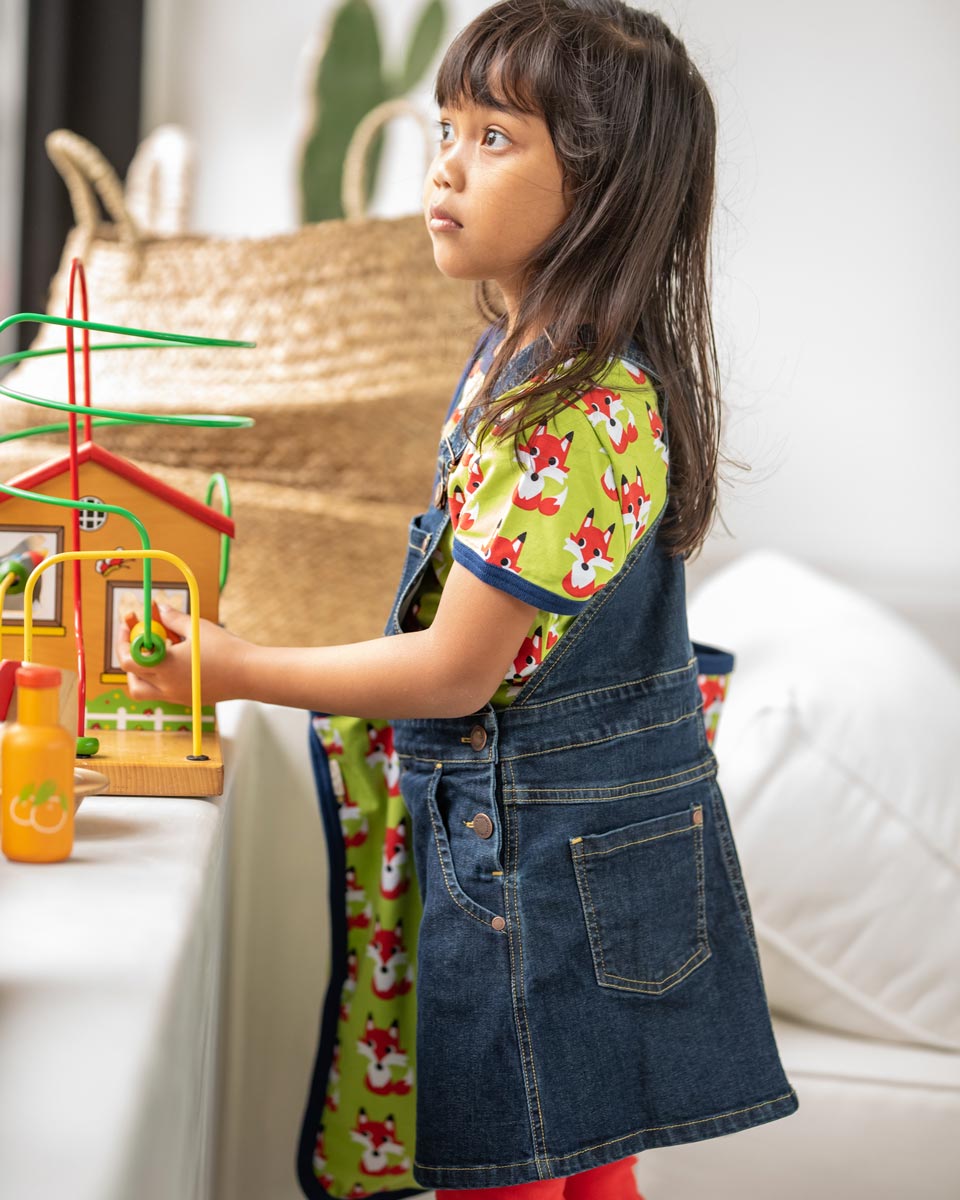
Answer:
[{"left": 4, "top": 102, "right": 486, "bottom": 500}]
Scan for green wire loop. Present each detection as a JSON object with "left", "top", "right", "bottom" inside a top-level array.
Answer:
[
  {"left": 204, "top": 473, "right": 232, "bottom": 590},
  {"left": 0, "top": 313, "right": 254, "bottom": 650},
  {"left": 0, "top": 311, "right": 254, "bottom": 348}
]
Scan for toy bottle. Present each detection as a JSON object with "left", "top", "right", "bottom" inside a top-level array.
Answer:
[{"left": 1, "top": 665, "right": 75, "bottom": 863}]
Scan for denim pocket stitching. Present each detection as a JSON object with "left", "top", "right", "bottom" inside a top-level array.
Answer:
[
  {"left": 502, "top": 706, "right": 703, "bottom": 762},
  {"left": 576, "top": 818, "right": 701, "bottom": 858},
  {"left": 425, "top": 766, "right": 505, "bottom": 930},
  {"left": 570, "top": 803, "right": 710, "bottom": 995},
  {"left": 513, "top": 759, "right": 715, "bottom": 801},
  {"left": 510, "top": 658, "right": 696, "bottom": 713}
]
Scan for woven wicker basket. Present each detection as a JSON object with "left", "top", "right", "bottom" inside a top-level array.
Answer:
[
  {"left": 159, "top": 463, "right": 414, "bottom": 648},
  {"left": 2, "top": 100, "right": 487, "bottom": 505}
]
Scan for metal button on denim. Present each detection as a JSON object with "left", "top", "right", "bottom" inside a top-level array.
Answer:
[
  {"left": 469, "top": 725, "right": 487, "bottom": 751},
  {"left": 491, "top": 916, "right": 506, "bottom": 931},
  {"left": 469, "top": 812, "right": 494, "bottom": 839}
]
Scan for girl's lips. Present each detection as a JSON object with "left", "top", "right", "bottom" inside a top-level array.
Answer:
[{"left": 429, "top": 204, "right": 463, "bottom": 229}]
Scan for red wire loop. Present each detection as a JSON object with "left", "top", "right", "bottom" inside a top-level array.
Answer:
[{"left": 65, "top": 257, "right": 91, "bottom": 737}]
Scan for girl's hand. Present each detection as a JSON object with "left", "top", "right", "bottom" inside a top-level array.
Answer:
[{"left": 116, "top": 603, "right": 251, "bottom": 707}]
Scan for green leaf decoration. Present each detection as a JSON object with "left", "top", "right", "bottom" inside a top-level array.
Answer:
[
  {"left": 300, "top": 0, "right": 387, "bottom": 222},
  {"left": 18, "top": 781, "right": 33, "bottom": 804},
  {"left": 35, "top": 780, "right": 56, "bottom": 805},
  {"left": 399, "top": 0, "right": 446, "bottom": 94}
]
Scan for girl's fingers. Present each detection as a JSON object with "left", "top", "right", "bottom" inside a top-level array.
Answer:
[
  {"left": 117, "top": 645, "right": 157, "bottom": 676},
  {"left": 114, "top": 620, "right": 193, "bottom": 703},
  {"left": 125, "top": 671, "right": 163, "bottom": 700}
]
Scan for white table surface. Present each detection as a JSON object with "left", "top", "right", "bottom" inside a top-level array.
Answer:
[{"left": 0, "top": 734, "right": 231, "bottom": 1200}]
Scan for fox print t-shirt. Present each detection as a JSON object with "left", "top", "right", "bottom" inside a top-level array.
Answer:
[{"left": 409, "top": 325, "right": 669, "bottom": 707}]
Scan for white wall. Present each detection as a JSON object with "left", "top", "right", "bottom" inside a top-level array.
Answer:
[
  {"left": 668, "top": 0, "right": 959, "bottom": 619},
  {"left": 141, "top": 0, "right": 959, "bottom": 635}
]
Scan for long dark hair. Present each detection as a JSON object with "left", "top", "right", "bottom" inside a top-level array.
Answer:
[{"left": 435, "top": 0, "right": 738, "bottom": 560}]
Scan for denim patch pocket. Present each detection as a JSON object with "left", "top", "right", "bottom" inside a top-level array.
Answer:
[{"left": 569, "top": 801, "right": 710, "bottom": 996}]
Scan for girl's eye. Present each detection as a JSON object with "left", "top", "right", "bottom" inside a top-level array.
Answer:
[{"left": 482, "top": 128, "right": 511, "bottom": 149}]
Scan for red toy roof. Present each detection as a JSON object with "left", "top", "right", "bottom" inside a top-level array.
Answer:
[{"left": 0, "top": 441, "right": 235, "bottom": 538}]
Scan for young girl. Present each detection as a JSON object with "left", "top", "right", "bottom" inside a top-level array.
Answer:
[{"left": 121, "top": 1, "right": 798, "bottom": 1194}]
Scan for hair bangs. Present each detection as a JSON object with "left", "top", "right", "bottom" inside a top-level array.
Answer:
[{"left": 434, "top": 7, "right": 560, "bottom": 120}]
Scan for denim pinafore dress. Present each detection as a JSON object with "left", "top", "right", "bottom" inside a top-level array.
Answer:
[{"left": 380, "top": 334, "right": 800, "bottom": 1189}]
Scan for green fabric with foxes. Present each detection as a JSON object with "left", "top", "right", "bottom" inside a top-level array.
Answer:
[
  {"left": 410, "top": 350, "right": 669, "bottom": 706},
  {"left": 308, "top": 714, "right": 422, "bottom": 1197}
]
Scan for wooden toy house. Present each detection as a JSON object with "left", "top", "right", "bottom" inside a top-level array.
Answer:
[{"left": 0, "top": 440, "right": 233, "bottom": 735}]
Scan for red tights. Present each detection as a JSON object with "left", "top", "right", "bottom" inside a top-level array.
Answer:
[{"left": 435, "top": 1154, "right": 642, "bottom": 1199}]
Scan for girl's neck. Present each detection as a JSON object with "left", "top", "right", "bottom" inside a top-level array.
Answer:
[{"left": 495, "top": 323, "right": 555, "bottom": 359}]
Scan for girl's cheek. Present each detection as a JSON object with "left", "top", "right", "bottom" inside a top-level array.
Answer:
[{"left": 422, "top": 167, "right": 438, "bottom": 207}]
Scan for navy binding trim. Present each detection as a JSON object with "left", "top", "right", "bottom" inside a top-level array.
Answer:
[
  {"left": 452, "top": 538, "right": 587, "bottom": 616},
  {"left": 691, "top": 641, "right": 735, "bottom": 676}
]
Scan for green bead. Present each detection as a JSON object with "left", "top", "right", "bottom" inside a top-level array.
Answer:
[
  {"left": 76, "top": 736, "right": 100, "bottom": 758},
  {"left": 131, "top": 633, "right": 167, "bottom": 667},
  {"left": 0, "top": 559, "right": 28, "bottom": 594}
]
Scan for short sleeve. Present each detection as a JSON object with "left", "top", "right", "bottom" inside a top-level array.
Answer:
[{"left": 447, "top": 356, "right": 668, "bottom": 615}]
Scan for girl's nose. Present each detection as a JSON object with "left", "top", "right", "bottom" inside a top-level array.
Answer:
[{"left": 431, "top": 144, "right": 464, "bottom": 192}]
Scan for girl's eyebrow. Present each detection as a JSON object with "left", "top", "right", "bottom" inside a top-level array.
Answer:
[
  {"left": 483, "top": 98, "right": 528, "bottom": 119},
  {"left": 443, "top": 98, "right": 529, "bottom": 121}
]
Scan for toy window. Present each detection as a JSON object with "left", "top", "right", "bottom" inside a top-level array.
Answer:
[
  {"left": 0, "top": 524, "right": 64, "bottom": 628},
  {"left": 103, "top": 581, "right": 190, "bottom": 677},
  {"left": 78, "top": 496, "right": 108, "bottom": 532}
]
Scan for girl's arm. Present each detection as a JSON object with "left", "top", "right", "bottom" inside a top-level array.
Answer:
[{"left": 117, "top": 561, "right": 538, "bottom": 719}]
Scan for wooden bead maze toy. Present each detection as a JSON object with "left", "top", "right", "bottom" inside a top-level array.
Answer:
[{"left": 0, "top": 259, "right": 254, "bottom": 795}]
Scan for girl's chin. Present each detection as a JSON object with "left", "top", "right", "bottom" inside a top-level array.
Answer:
[{"left": 429, "top": 255, "right": 485, "bottom": 284}]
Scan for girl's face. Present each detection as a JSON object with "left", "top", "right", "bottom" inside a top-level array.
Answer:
[{"left": 423, "top": 95, "right": 571, "bottom": 324}]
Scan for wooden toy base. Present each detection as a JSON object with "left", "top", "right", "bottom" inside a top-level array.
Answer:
[{"left": 77, "top": 728, "right": 224, "bottom": 796}]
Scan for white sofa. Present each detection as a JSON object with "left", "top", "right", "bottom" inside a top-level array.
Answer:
[{"left": 632, "top": 550, "right": 960, "bottom": 1200}]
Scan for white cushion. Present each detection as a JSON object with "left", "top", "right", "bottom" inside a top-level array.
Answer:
[
  {"left": 687, "top": 549, "right": 960, "bottom": 1051},
  {"left": 636, "top": 1013, "right": 960, "bottom": 1200}
]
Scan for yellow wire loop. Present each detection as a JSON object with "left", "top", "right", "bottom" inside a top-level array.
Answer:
[
  {"left": 0, "top": 571, "right": 16, "bottom": 660},
  {"left": 22, "top": 549, "right": 205, "bottom": 759}
]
